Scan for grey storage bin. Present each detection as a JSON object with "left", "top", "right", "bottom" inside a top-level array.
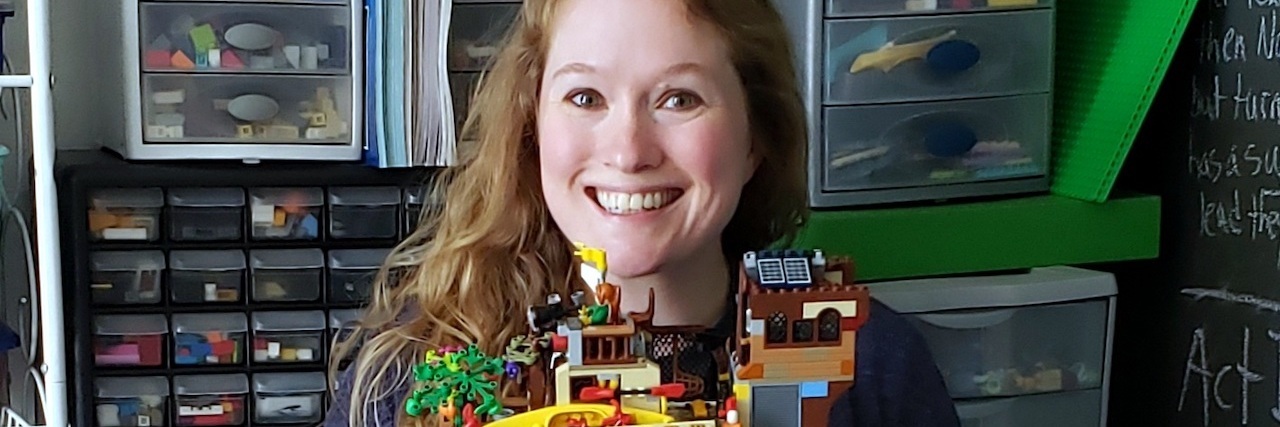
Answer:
[
  {"left": 327, "top": 186, "right": 400, "bottom": 239},
  {"left": 252, "top": 372, "right": 327, "bottom": 424},
  {"left": 251, "top": 310, "right": 325, "bottom": 364},
  {"left": 167, "top": 187, "right": 244, "bottom": 241},
  {"left": 768, "top": 0, "right": 1055, "bottom": 207},
  {"left": 868, "top": 266, "right": 1115, "bottom": 426},
  {"left": 327, "top": 248, "right": 389, "bottom": 303},
  {"left": 172, "top": 313, "right": 247, "bottom": 366},
  {"left": 95, "top": 376, "right": 169, "bottom": 426},
  {"left": 250, "top": 249, "right": 324, "bottom": 302},
  {"left": 170, "top": 250, "right": 246, "bottom": 304},
  {"left": 824, "top": 10, "right": 1053, "bottom": 105},
  {"left": 174, "top": 374, "right": 249, "bottom": 426},
  {"left": 89, "top": 187, "right": 163, "bottom": 241},
  {"left": 93, "top": 315, "right": 168, "bottom": 367},
  {"left": 249, "top": 187, "right": 323, "bottom": 240},
  {"left": 822, "top": 94, "right": 1048, "bottom": 195},
  {"left": 90, "top": 251, "right": 165, "bottom": 305},
  {"left": 403, "top": 185, "right": 441, "bottom": 233}
]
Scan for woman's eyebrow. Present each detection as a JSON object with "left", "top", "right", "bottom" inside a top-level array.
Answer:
[{"left": 550, "top": 62, "right": 596, "bottom": 80}]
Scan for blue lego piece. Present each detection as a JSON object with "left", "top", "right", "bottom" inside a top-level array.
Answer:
[
  {"left": 800, "top": 381, "right": 829, "bottom": 398},
  {"left": 301, "top": 214, "right": 319, "bottom": 237}
]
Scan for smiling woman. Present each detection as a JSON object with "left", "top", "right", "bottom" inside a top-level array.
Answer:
[{"left": 324, "top": 1, "right": 958, "bottom": 426}]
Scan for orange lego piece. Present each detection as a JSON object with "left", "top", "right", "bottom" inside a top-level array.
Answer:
[
  {"left": 171, "top": 51, "right": 195, "bottom": 69},
  {"left": 735, "top": 364, "right": 763, "bottom": 380},
  {"left": 88, "top": 211, "right": 118, "bottom": 232},
  {"left": 273, "top": 207, "right": 287, "bottom": 226},
  {"left": 840, "top": 360, "right": 853, "bottom": 376}
]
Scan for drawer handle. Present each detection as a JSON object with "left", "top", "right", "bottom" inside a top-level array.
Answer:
[
  {"left": 955, "top": 396, "right": 1017, "bottom": 419},
  {"left": 915, "top": 308, "right": 1016, "bottom": 329}
]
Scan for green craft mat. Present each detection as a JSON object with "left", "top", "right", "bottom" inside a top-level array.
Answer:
[
  {"left": 794, "top": 193, "right": 1161, "bottom": 281},
  {"left": 1052, "top": 0, "right": 1199, "bottom": 202}
]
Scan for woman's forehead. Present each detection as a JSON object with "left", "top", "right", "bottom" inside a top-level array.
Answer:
[{"left": 541, "top": 0, "right": 731, "bottom": 75}]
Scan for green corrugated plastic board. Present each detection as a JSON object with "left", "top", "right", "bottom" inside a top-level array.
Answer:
[
  {"left": 1052, "top": 0, "right": 1198, "bottom": 201},
  {"left": 795, "top": 193, "right": 1160, "bottom": 281}
]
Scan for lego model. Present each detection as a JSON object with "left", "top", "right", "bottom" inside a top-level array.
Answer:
[
  {"left": 404, "top": 245, "right": 869, "bottom": 426},
  {"left": 730, "top": 249, "right": 870, "bottom": 427}
]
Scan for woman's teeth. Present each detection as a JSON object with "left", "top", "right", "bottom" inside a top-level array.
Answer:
[{"left": 596, "top": 190, "right": 672, "bottom": 214}]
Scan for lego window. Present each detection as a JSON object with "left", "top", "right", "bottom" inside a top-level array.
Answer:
[
  {"left": 819, "top": 309, "right": 842, "bottom": 342},
  {"left": 792, "top": 319, "right": 814, "bottom": 342},
  {"left": 766, "top": 312, "right": 787, "bottom": 344}
]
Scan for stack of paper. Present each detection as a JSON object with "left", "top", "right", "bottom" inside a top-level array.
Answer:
[{"left": 365, "top": 0, "right": 456, "bottom": 167}]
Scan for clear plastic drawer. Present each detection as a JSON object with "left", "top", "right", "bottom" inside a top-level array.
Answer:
[{"left": 89, "top": 188, "right": 163, "bottom": 241}]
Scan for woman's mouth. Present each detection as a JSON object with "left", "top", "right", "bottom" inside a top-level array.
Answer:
[{"left": 588, "top": 187, "right": 684, "bottom": 215}]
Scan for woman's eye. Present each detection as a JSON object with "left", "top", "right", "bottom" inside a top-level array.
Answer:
[
  {"left": 661, "top": 92, "right": 701, "bottom": 110},
  {"left": 569, "top": 91, "right": 602, "bottom": 108}
]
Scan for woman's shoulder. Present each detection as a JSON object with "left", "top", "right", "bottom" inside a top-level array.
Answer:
[
  {"left": 830, "top": 297, "right": 961, "bottom": 426},
  {"left": 322, "top": 361, "right": 412, "bottom": 427}
]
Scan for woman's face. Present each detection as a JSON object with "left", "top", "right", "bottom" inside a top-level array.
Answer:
[{"left": 537, "top": 0, "right": 757, "bottom": 280}]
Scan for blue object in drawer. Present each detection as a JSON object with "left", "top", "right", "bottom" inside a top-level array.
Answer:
[
  {"left": 824, "top": 9, "right": 1053, "bottom": 105},
  {"left": 822, "top": 94, "right": 1048, "bottom": 193}
]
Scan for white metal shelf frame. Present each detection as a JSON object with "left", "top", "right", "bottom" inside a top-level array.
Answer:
[{"left": 0, "top": 0, "right": 64, "bottom": 424}]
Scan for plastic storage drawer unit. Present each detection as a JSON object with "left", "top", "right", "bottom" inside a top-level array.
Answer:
[
  {"left": 251, "top": 310, "right": 326, "bottom": 364},
  {"left": 327, "top": 186, "right": 400, "bottom": 239},
  {"left": 252, "top": 372, "right": 327, "bottom": 424},
  {"left": 93, "top": 314, "right": 167, "bottom": 367},
  {"left": 170, "top": 250, "right": 246, "bottom": 304},
  {"left": 174, "top": 374, "right": 249, "bottom": 426},
  {"left": 249, "top": 187, "right": 323, "bottom": 240},
  {"left": 250, "top": 248, "right": 324, "bottom": 302},
  {"left": 327, "top": 248, "right": 390, "bottom": 303},
  {"left": 172, "top": 312, "right": 247, "bottom": 366},
  {"left": 823, "top": 10, "right": 1053, "bottom": 105},
  {"left": 88, "top": 187, "right": 163, "bottom": 241},
  {"left": 868, "top": 266, "right": 1116, "bottom": 427},
  {"left": 95, "top": 376, "right": 169, "bottom": 427},
  {"left": 90, "top": 250, "right": 166, "bottom": 306},
  {"left": 167, "top": 187, "right": 245, "bottom": 241},
  {"left": 822, "top": 94, "right": 1048, "bottom": 194}
]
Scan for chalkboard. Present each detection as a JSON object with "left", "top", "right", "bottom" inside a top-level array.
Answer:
[{"left": 1168, "top": 0, "right": 1280, "bottom": 425}]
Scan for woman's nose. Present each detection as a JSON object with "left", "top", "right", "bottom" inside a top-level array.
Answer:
[{"left": 598, "top": 106, "right": 663, "bottom": 173}]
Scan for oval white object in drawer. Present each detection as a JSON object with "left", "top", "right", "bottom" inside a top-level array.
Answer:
[
  {"left": 907, "top": 299, "right": 1109, "bottom": 399},
  {"left": 141, "top": 74, "right": 352, "bottom": 144},
  {"left": 139, "top": 3, "right": 351, "bottom": 74},
  {"left": 957, "top": 389, "right": 1103, "bottom": 427},
  {"left": 826, "top": 0, "right": 1052, "bottom": 19},
  {"left": 822, "top": 94, "right": 1047, "bottom": 192},
  {"left": 448, "top": 4, "right": 520, "bottom": 71},
  {"left": 823, "top": 10, "right": 1052, "bottom": 105}
]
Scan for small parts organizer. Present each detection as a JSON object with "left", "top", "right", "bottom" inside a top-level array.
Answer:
[
  {"left": 113, "top": 0, "right": 363, "bottom": 161},
  {"left": 778, "top": 0, "right": 1055, "bottom": 206},
  {"left": 61, "top": 152, "right": 436, "bottom": 427}
]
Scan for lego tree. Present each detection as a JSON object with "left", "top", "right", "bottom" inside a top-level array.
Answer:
[{"left": 406, "top": 344, "right": 507, "bottom": 426}]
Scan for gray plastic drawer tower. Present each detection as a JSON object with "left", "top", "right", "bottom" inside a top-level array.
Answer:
[{"left": 771, "top": 0, "right": 1055, "bottom": 207}]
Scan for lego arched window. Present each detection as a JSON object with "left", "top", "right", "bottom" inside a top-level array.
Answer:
[
  {"left": 792, "top": 319, "right": 814, "bottom": 342},
  {"left": 766, "top": 312, "right": 787, "bottom": 343},
  {"left": 818, "top": 309, "right": 841, "bottom": 342}
]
